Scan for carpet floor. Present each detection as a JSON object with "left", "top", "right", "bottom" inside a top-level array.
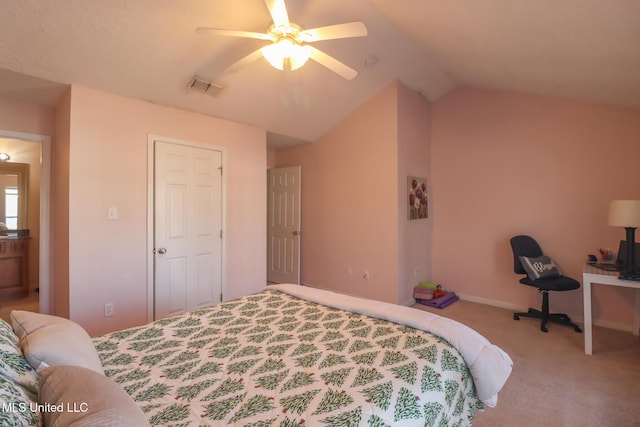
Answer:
[{"left": 413, "top": 299, "right": 640, "bottom": 427}]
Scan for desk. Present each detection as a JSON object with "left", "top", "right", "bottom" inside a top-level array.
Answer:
[{"left": 582, "top": 264, "right": 640, "bottom": 355}]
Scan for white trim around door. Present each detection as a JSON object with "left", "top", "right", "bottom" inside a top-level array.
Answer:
[
  {"left": 0, "top": 129, "right": 51, "bottom": 314},
  {"left": 146, "top": 135, "right": 226, "bottom": 323}
]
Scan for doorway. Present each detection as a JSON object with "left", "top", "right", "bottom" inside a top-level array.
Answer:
[
  {"left": 147, "top": 136, "right": 224, "bottom": 321},
  {"left": 267, "top": 166, "right": 301, "bottom": 284},
  {"left": 0, "top": 129, "right": 51, "bottom": 316}
]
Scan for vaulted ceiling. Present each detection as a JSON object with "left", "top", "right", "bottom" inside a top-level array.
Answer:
[{"left": 0, "top": 0, "right": 638, "bottom": 148}]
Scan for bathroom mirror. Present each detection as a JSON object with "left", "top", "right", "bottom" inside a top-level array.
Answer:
[{"left": 0, "top": 162, "right": 29, "bottom": 230}]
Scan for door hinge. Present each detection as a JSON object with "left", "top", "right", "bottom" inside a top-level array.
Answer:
[
  {"left": 220, "top": 230, "right": 223, "bottom": 239},
  {"left": 218, "top": 166, "right": 223, "bottom": 175},
  {"left": 220, "top": 292, "right": 223, "bottom": 302}
]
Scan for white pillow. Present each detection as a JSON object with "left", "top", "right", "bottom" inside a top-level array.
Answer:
[
  {"left": 39, "top": 365, "right": 150, "bottom": 427},
  {"left": 10, "top": 310, "right": 104, "bottom": 375}
]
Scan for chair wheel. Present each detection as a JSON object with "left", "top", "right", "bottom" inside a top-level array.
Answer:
[
  {"left": 541, "top": 325, "right": 548, "bottom": 333},
  {"left": 574, "top": 326, "right": 582, "bottom": 333},
  {"left": 514, "top": 314, "right": 520, "bottom": 320}
]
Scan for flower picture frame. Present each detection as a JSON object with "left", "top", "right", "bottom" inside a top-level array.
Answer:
[{"left": 408, "top": 176, "right": 428, "bottom": 220}]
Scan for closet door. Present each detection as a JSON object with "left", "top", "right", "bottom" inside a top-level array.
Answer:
[
  {"left": 267, "top": 166, "right": 301, "bottom": 284},
  {"left": 154, "top": 140, "right": 222, "bottom": 319}
]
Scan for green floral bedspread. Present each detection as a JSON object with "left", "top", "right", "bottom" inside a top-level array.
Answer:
[{"left": 93, "top": 289, "right": 483, "bottom": 426}]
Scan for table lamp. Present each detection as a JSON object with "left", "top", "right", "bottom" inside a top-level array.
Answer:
[{"left": 608, "top": 200, "right": 640, "bottom": 280}]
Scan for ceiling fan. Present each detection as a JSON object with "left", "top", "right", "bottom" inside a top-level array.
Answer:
[{"left": 196, "top": 0, "right": 367, "bottom": 80}]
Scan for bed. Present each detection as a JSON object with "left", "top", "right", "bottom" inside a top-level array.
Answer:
[{"left": 1, "top": 284, "right": 512, "bottom": 426}]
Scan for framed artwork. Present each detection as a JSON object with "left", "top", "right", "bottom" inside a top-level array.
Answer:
[{"left": 408, "top": 176, "right": 428, "bottom": 220}]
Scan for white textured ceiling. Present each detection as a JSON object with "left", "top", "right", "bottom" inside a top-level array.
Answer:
[{"left": 0, "top": 0, "right": 638, "bottom": 149}]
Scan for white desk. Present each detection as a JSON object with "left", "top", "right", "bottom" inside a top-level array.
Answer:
[{"left": 582, "top": 264, "right": 640, "bottom": 355}]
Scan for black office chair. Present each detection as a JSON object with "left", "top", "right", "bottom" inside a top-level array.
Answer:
[{"left": 510, "top": 235, "right": 582, "bottom": 333}]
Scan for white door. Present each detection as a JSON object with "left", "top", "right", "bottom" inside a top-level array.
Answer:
[
  {"left": 267, "top": 166, "right": 301, "bottom": 284},
  {"left": 154, "top": 140, "right": 222, "bottom": 319}
]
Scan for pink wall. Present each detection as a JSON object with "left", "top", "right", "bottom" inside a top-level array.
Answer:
[
  {"left": 274, "top": 81, "right": 432, "bottom": 305},
  {"left": 267, "top": 149, "right": 277, "bottom": 168},
  {"left": 275, "top": 82, "right": 399, "bottom": 303},
  {"left": 397, "top": 84, "right": 432, "bottom": 305},
  {"left": 66, "top": 85, "right": 267, "bottom": 336},
  {"left": 0, "top": 99, "right": 55, "bottom": 136},
  {"left": 4, "top": 81, "right": 638, "bottom": 333},
  {"left": 52, "top": 90, "right": 71, "bottom": 317},
  {"left": 431, "top": 87, "right": 640, "bottom": 329}
]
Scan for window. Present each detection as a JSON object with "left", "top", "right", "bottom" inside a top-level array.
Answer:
[{"left": 5, "top": 186, "right": 18, "bottom": 229}]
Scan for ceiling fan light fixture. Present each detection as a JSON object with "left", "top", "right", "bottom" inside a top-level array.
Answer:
[
  {"left": 262, "top": 40, "right": 287, "bottom": 70},
  {"left": 262, "top": 38, "right": 311, "bottom": 71},
  {"left": 198, "top": 0, "right": 367, "bottom": 79},
  {"left": 289, "top": 45, "right": 311, "bottom": 71}
]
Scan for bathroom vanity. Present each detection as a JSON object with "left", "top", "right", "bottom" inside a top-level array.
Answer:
[{"left": 0, "top": 236, "right": 29, "bottom": 299}]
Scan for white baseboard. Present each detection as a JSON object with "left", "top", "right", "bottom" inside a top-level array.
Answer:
[
  {"left": 455, "top": 292, "right": 635, "bottom": 334},
  {"left": 402, "top": 298, "right": 416, "bottom": 307},
  {"left": 317, "top": 286, "right": 635, "bottom": 334}
]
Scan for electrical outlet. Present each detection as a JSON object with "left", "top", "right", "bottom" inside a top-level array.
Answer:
[
  {"left": 104, "top": 303, "right": 114, "bottom": 317},
  {"left": 107, "top": 207, "right": 118, "bottom": 220},
  {"left": 346, "top": 266, "right": 352, "bottom": 276},
  {"left": 414, "top": 268, "right": 419, "bottom": 277},
  {"left": 363, "top": 270, "right": 370, "bottom": 279}
]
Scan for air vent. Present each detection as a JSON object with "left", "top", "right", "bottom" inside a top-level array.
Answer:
[{"left": 187, "top": 76, "right": 226, "bottom": 97}]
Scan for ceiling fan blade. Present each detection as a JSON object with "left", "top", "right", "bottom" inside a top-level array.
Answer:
[
  {"left": 265, "top": 0, "right": 290, "bottom": 28},
  {"left": 196, "top": 27, "right": 272, "bottom": 41},
  {"left": 225, "top": 48, "right": 265, "bottom": 74},
  {"left": 308, "top": 46, "right": 357, "bottom": 80},
  {"left": 301, "top": 21, "right": 367, "bottom": 42}
]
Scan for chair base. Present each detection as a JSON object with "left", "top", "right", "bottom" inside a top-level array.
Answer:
[{"left": 514, "top": 291, "right": 583, "bottom": 333}]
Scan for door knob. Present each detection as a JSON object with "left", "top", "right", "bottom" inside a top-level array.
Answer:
[
  {"left": 157, "top": 247, "right": 167, "bottom": 254},
  {"left": 292, "top": 230, "right": 301, "bottom": 236}
]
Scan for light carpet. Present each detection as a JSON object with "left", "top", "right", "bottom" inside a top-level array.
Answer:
[{"left": 413, "top": 299, "right": 640, "bottom": 427}]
